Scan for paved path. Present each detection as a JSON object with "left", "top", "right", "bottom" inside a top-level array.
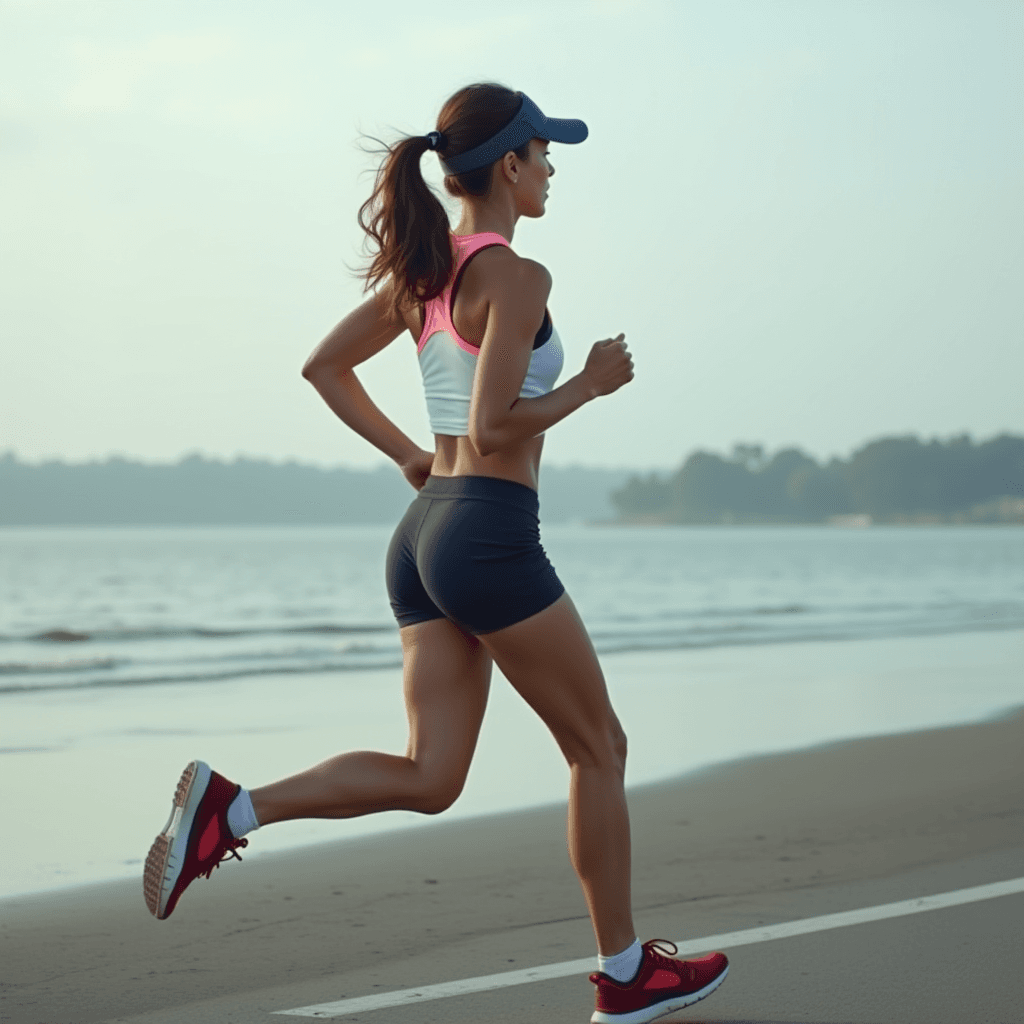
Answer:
[{"left": 90, "top": 850, "right": 1024, "bottom": 1024}]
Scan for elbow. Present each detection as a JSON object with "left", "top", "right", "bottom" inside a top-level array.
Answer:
[
  {"left": 302, "top": 357, "right": 344, "bottom": 387},
  {"left": 468, "top": 423, "right": 498, "bottom": 458},
  {"left": 301, "top": 356, "right": 322, "bottom": 383}
]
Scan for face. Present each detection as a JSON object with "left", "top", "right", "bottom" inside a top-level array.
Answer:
[{"left": 506, "top": 138, "right": 555, "bottom": 218}]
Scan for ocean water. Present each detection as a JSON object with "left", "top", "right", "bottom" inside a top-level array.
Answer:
[
  {"left": 1, "top": 524, "right": 1023, "bottom": 898},
  {"left": 2, "top": 524, "right": 1022, "bottom": 694}
]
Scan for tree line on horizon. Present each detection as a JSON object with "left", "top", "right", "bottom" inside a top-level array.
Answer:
[
  {"left": 2, "top": 435, "right": 1022, "bottom": 526},
  {"left": 0, "top": 453, "right": 631, "bottom": 525},
  {"left": 610, "top": 434, "right": 1024, "bottom": 525}
]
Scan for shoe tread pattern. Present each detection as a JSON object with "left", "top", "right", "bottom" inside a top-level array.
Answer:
[{"left": 143, "top": 761, "right": 198, "bottom": 918}]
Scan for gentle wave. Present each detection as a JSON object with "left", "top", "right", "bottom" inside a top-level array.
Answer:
[
  {"left": 3, "top": 613, "right": 1022, "bottom": 696},
  {"left": 0, "top": 639, "right": 400, "bottom": 676},
  {"left": 0, "top": 622, "right": 395, "bottom": 644},
  {"left": 0, "top": 657, "right": 120, "bottom": 676},
  {"left": 0, "top": 655, "right": 405, "bottom": 694},
  {"left": 572, "top": 603, "right": 813, "bottom": 624},
  {"left": 3, "top": 604, "right": 820, "bottom": 646},
  {"left": 14, "top": 600, "right": 1006, "bottom": 647}
]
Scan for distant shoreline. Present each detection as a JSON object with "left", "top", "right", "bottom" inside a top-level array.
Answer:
[
  {"left": 609, "top": 433, "right": 1024, "bottom": 526},
  {"left": 601, "top": 514, "right": 1024, "bottom": 528},
  {"left": 3, "top": 519, "right": 1022, "bottom": 530},
  {"left": 0, "top": 455, "right": 632, "bottom": 526},
  {"left": 3, "top": 435, "right": 1021, "bottom": 526}
]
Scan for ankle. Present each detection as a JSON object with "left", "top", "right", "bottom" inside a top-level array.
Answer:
[
  {"left": 597, "top": 937, "right": 642, "bottom": 983},
  {"left": 226, "top": 788, "right": 261, "bottom": 839}
]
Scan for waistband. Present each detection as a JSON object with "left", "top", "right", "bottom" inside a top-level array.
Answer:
[{"left": 418, "top": 474, "right": 539, "bottom": 512}]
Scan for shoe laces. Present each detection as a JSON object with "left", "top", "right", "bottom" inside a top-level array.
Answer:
[
  {"left": 200, "top": 835, "right": 248, "bottom": 880},
  {"left": 643, "top": 938, "right": 688, "bottom": 977},
  {"left": 643, "top": 939, "right": 707, "bottom": 987},
  {"left": 642, "top": 938, "right": 679, "bottom": 963}
]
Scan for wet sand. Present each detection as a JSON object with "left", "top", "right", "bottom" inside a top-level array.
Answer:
[{"left": 2, "top": 699, "right": 1022, "bottom": 1024}]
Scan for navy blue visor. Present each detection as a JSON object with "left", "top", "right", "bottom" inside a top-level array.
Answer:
[{"left": 439, "top": 94, "right": 588, "bottom": 176}]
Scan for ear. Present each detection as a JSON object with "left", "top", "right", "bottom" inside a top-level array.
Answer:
[{"left": 499, "top": 150, "right": 519, "bottom": 184}]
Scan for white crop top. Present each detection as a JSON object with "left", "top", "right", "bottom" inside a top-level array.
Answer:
[{"left": 416, "top": 231, "right": 564, "bottom": 436}]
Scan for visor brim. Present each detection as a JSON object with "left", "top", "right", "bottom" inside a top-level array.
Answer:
[
  {"left": 536, "top": 116, "right": 588, "bottom": 145},
  {"left": 439, "top": 94, "right": 588, "bottom": 176}
]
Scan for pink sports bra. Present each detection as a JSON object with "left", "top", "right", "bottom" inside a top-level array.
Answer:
[{"left": 416, "top": 231, "right": 564, "bottom": 436}]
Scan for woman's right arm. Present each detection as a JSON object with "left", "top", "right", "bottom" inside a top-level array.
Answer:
[
  {"left": 302, "top": 289, "right": 432, "bottom": 484},
  {"left": 468, "top": 258, "right": 634, "bottom": 458}
]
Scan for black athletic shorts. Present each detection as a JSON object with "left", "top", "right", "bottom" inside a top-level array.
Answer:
[{"left": 385, "top": 475, "right": 566, "bottom": 635}]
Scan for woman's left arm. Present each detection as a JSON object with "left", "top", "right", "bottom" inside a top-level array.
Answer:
[{"left": 303, "top": 291, "right": 432, "bottom": 484}]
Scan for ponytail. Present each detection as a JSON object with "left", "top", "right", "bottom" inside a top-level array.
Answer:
[
  {"left": 358, "top": 83, "right": 529, "bottom": 316},
  {"left": 358, "top": 134, "right": 452, "bottom": 317}
]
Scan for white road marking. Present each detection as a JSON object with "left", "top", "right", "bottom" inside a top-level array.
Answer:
[{"left": 275, "top": 875, "right": 1024, "bottom": 1018}]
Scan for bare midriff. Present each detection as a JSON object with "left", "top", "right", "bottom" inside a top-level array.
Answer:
[
  {"left": 430, "top": 432, "right": 545, "bottom": 492},
  {"left": 403, "top": 259, "right": 547, "bottom": 492}
]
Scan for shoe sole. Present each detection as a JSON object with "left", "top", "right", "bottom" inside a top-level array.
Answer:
[
  {"left": 590, "top": 963, "right": 729, "bottom": 1024},
  {"left": 143, "top": 760, "right": 212, "bottom": 919}
]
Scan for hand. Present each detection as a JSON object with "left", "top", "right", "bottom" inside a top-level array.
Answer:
[
  {"left": 399, "top": 449, "right": 435, "bottom": 491},
  {"left": 581, "top": 334, "right": 634, "bottom": 398}
]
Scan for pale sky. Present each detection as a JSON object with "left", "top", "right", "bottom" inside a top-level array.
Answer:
[{"left": 1, "top": 0, "right": 1021, "bottom": 471}]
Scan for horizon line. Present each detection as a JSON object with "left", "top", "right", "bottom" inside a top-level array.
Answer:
[{"left": 2, "top": 428, "right": 1021, "bottom": 474}]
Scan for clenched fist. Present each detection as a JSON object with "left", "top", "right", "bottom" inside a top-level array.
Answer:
[{"left": 582, "top": 334, "right": 634, "bottom": 398}]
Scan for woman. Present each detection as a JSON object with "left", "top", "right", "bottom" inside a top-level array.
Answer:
[{"left": 143, "top": 83, "right": 728, "bottom": 1023}]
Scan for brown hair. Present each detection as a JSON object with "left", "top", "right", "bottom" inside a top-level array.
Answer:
[{"left": 358, "top": 83, "right": 533, "bottom": 315}]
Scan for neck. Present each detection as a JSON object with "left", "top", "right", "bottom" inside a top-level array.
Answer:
[{"left": 452, "top": 193, "right": 519, "bottom": 242}]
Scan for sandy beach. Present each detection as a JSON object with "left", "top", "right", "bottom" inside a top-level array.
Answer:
[
  {"left": 3, "top": 688, "right": 1023, "bottom": 1023},
  {"left": 5, "top": 627, "right": 1023, "bottom": 900}
]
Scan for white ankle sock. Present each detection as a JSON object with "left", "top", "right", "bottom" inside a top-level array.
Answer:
[
  {"left": 598, "top": 938, "right": 642, "bottom": 983},
  {"left": 226, "top": 788, "right": 260, "bottom": 839}
]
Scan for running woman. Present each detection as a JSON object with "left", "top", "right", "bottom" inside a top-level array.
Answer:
[{"left": 143, "top": 84, "right": 728, "bottom": 1023}]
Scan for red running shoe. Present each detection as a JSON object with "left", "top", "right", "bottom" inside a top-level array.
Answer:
[
  {"left": 143, "top": 760, "right": 248, "bottom": 920},
  {"left": 590, "top": 939, "right": 729, "bottom": 1023}
]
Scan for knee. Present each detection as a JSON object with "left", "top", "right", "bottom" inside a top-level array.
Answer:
[
  {"left": 566, "top": 720, "right": 628, "bottom": 777},
  {"left": 409, "top": 776, "right": 464, "bottom": 816},
  {"left": 605, "top": 722, "right": 627, "bottom": 779}
]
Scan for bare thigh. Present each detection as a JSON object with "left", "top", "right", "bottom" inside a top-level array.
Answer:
[
  {"left": 475, "top": 592, "right": 625, "bottom": 769},
  {"left": 400, "top": 616, "right": 494, "bottom": 806}
]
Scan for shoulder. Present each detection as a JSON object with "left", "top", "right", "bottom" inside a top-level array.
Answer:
[{"left": 472, "top": 247, "right": 551, "bottom": 308}]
